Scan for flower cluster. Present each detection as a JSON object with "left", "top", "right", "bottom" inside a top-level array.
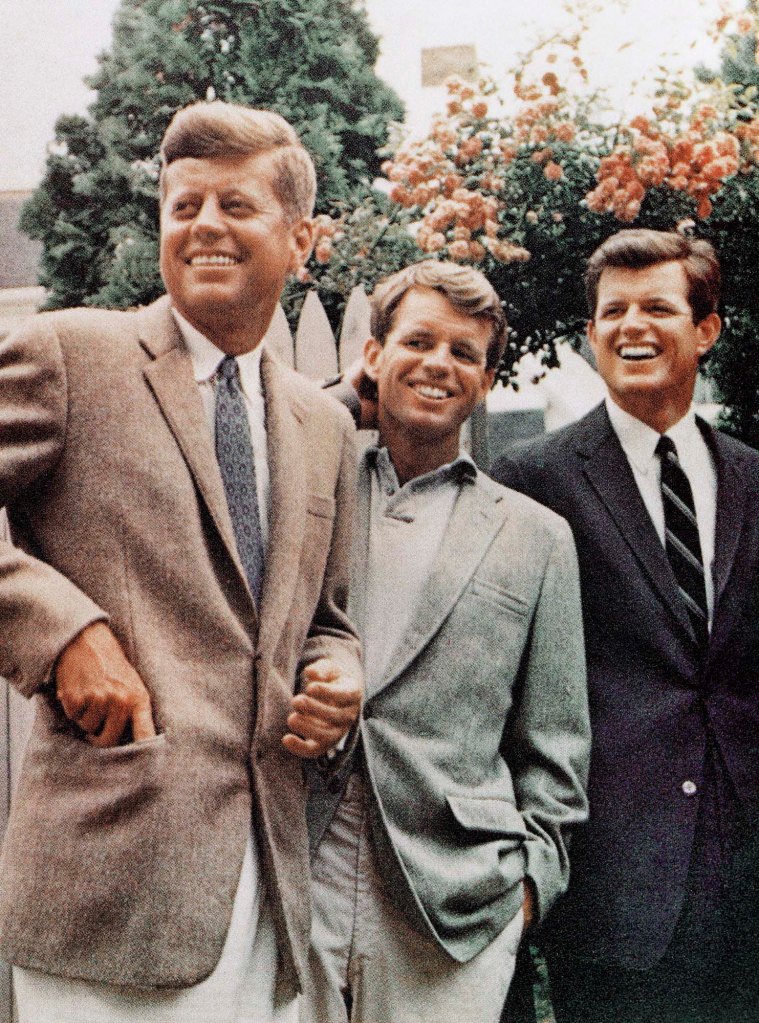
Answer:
[
  {"left": 585, "top": 108, "right": 742, "bottom": 221},
  {"left": 379, "top": 68, "right": 593, "bottom": 268}
]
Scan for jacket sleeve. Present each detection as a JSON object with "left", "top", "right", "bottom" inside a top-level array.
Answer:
[
  {"left": 0, "top": 316, "right": 108, "bottom": 696},
  {"left": 503, "top": 515, "right": 590, "bottom": 921}
]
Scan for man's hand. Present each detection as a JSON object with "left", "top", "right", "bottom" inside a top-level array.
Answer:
[
  {"left": 282, "top": 657, "right": 362, "bottom": 759},
  {"left": 522, "top": 877, "right": 537, "bottom": 933},
  {"left": 344, "top": 357, "right": 378, "bottom": 431},
  {"left": 55, "top": 621, "right": 157, "bottom": 748}
]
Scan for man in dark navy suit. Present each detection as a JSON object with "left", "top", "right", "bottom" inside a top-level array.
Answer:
[{"left": 493, "top": 229, "right": 759, "bottom": 1023}]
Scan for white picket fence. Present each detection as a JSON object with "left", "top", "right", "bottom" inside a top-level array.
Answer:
[{"left": 263, "top": 285, "right": 370, "bottom": 377}]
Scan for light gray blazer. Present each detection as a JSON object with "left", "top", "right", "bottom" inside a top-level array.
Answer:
[{"left": 308, "top": 456, "right": 590, "bottom": 962}]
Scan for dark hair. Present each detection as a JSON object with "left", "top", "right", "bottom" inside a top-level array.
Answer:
[
  {"left": 159, "top": 101, "right": 316, "bottom": 220},
  {"left": 585, "top": 229, "right": 721, "bottom": 324},
  {"left": 370, "top": 261, "right": 507, "bottom": 371}
]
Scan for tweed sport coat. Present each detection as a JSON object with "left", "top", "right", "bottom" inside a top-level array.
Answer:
[
  {"left": 491, "top": 402, "right": 759, "bottom": 968},
  {"left": 0, "top": 296, "right": 361, "bottom": 990},
  {"left": 307, "top": 458, "right": 590, "bottom": 963}
]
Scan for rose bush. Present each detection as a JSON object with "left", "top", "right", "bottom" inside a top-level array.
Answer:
[{"left": 306, "top": 2, "right": 759, "bottom": 445}]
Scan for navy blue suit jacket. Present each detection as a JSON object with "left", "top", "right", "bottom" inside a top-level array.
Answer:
[{"left": 491, "top": 402, "right": 759, "bottom": 968}]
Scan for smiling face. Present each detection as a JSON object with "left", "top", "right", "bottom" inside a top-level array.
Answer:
[
  {"left": 588, "top": 260, "right": 720, "bottom": 433},
  {"left": 364, "top": 286, "right": 495, "bottom": 476},
  {"left": 160, "top": 150, "right": 313, "bottom": 354}
]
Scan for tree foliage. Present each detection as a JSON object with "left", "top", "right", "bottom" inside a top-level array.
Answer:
[{"left": 20, "top": 0, "right": 403, "bottom": 311}]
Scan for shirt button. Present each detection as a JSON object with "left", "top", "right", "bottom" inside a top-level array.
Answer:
[{"left": 681, "top": 780, "right": 698, "bottom": 796}]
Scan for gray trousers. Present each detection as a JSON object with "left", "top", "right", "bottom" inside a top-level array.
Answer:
[{"left": 300, "top": 773, "right": 523, "bottom": 1023}]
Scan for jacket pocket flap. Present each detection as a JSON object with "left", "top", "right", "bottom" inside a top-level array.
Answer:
[{"left": 446, "top": 794, "right": 528, "bottom": 838}]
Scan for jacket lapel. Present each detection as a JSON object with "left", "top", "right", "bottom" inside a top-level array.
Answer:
[
  {"left": 348, "top": 453, "right": 373, "bottom": 640},
  {"left": 256, "top": 351, "right": 309, "bottom": 655},
  {"left": 371, "top": 475, "right": 508, "bottom": 698},
  {"left": 708, "top": 425, "right": 747, "bottom": 611},
  {"left": 578, "top": 404, "right": 694, "bottom": 640},
  {"left": 138, "top": 298, "right": 251, "bottom": 604}
]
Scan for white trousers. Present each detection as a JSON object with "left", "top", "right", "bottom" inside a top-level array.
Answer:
[
  {"left": 14, "top": 835, "right": 297, "bottom": 1023},
  {"left": 300, "top": 772, "right": 524, "bottom": 1023}
]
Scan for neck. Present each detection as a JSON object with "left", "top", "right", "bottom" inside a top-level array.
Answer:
[
  {"left": 380, "top": 429, "right": 459, "bottom": 486},
  {"left": 614, "top": 394, "right": 691, "bottom": 435}
]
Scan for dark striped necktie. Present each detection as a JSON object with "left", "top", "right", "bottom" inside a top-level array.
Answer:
[
  {"left": 656, "top": 434, "right": 709, "bottom": 648},
  {"left": 215, "top": 355, "right": 265, "bottom": 605}
]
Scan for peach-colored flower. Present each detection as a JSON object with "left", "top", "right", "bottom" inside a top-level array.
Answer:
[
  {"left": 452, "top": 226, "right": 472, "bottom": 241},
  {"left": 468, "top": 240, "right": 486, "bottom": 262},
  {"left": 696, "top": 196, "right": 713, "bottom": 219},
  {"left": 544, "top": 160, "right": 564, "bottom": 181},
  {"left": 554, "top": 122, "right": 576, "bottom": 143},
  {"left": 389, "top": 184, "right": 414, "bottom": 207},
  {"left": 448, "top": 239, "right": 472, "bottom": 260},
  {"left": 425, "top": 232, "right": 447, "bottom": 253},
  {"left": 525, "top": 210, "right": 539, "bottom": 224},
  {"left": 314, "top": 239, "right": 332, "bottom": 264},
  {"left": 471, "top": 100, "right": 488, "bottom": 118}
]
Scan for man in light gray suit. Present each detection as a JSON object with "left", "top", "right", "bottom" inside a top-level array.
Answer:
[{"left": 302, "top": 262, "right": 591, "bottom": 1023}]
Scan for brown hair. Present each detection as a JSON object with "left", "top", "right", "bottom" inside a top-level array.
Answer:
[
  {"left": 585, "top": 229, "right": 721, "bottom": 324},
  {"left": 159, "top": 101, "right": 317, "bottom": 220},
  {"left": 370, "top": 261, "right": 507, "bottom": 371}
]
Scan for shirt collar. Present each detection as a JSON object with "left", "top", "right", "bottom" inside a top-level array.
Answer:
[
  {"left": 172, "top": 308, "right": 264, "bottom": 399},
  {"left": 605, "top": 395, "right": 698, "bottom": 475},
  {"left": 365, "top": 445, "right": 477, "bottom": 497}
]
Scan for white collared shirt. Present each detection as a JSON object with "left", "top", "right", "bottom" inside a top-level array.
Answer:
[
  {"left": 173, "top": 309, "right": 270, "bottom": 549},
  {"left": 605, "top": 396, "right": 717, "bottom": 621}
]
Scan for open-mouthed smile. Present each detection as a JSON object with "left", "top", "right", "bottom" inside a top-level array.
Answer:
[
  {"left": 617, "top": 342, "right": 660, "bottom": 362},
  {"left": 411, "top": 382, "right": 453, "bottom": 400},
  {"left": 186, "top": 253, "right": 242, "bottom": 266}
]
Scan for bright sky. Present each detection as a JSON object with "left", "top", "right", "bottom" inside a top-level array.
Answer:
[{"left": 0, "top": 0, "right": 738, "bottom": 191}]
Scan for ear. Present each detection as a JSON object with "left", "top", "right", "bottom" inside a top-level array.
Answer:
[
  {"left": 587, "top": 320, "right": 603, "bottom": 364},
  {"left": 288, "top": 217, "right": 314, "bottom": 272},
  {"left": 695, "top": 312, "right": 721, "bottom": 358},
  {"left": 363, "top": 336, "right": 383, "bottom": 383},
  {"left": 477, "top": 366, "right": 496, "bottom": 403}
]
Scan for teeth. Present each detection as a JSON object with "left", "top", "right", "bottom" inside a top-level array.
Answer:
[
  {"left": 415, "top": 384, "right": 450, "bottom": 399},
  {"left": 619, "top": 344, "right": 658, "bottom": 361},
  {"left": 188, "top": 254, "right": 239, "bottom": 266}
]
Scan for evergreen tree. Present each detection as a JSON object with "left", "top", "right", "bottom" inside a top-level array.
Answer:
[{"left": 20, "top": 0, "right": 404, "bottom": 311}]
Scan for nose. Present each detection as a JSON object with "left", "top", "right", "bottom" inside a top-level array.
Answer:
[
  {"left": 422, "top": 343, "right": 454, "bottom": 375},
  {"left": 619, "top": 305, "right": 646, "bottom": 333},
  {"left": 190, "top": 196, "right": 226, "bottom": 237}
]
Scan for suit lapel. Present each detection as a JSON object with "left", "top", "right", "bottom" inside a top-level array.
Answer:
[
  {"left": 256, "top": 351, "right": 309, "bottom": 654},
  {"left": 371, "top": 476, "right": 507, "bottom": 698},
  {"left": 579, "top": 405, "right": 694, "bottom": 640},
  {"left": 138, "top": 298, "right": 251, "bottom": 603},
  {"left": 349, "top": 453, "right": 373, "bottom": 640},
  {"left": 709, "top": 425, "right": 747, "bottom": 610}
]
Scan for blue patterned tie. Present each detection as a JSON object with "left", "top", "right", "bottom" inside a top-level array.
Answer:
[{"left": 215, "top": 355, "right": 265, "bottom": 604}]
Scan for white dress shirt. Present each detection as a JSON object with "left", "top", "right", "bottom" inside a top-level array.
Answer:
[
  {"left": 605, "top": 396, "right": 717, "bottom": 622},
  {"left": 174, "top": 309, "right": 270, "bottom": 550}
]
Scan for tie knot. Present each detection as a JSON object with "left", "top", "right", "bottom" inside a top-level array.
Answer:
[
  {"left": 217, "top": 355, "right": 240, "bottom": 384},
  {"left": 656, "top": 434, "right": 677, "bottom": 461}
]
